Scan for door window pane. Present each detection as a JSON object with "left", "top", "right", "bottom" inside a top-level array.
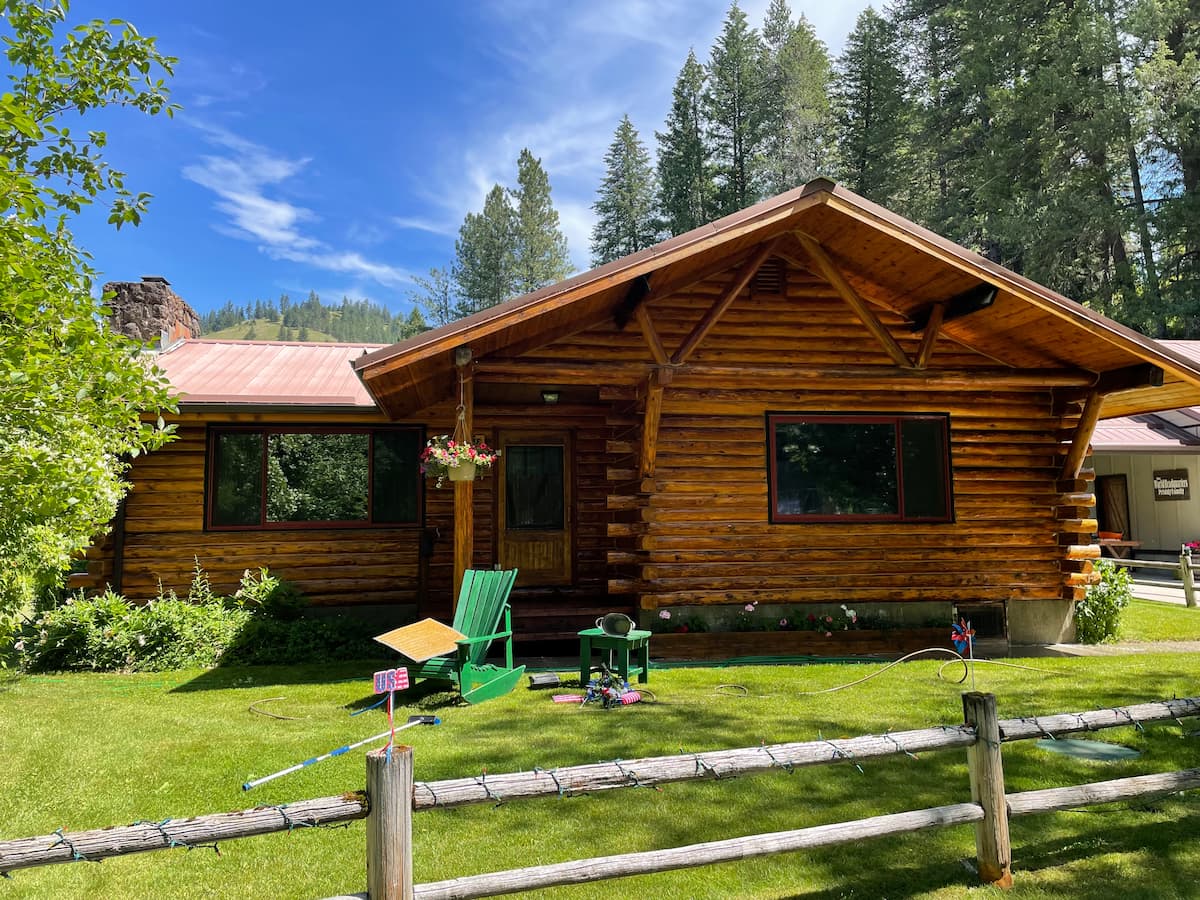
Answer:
[{"left": 505, "top": 445, "right": 564, "bottom": 529}]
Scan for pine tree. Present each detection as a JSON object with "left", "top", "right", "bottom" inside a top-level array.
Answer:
[
  {"left": 511, "top": 148, "right": 572, "bottom": 293},
  {"left": 407, "top": 266, "right": 457, "bottom": 327},
  {"left": 452, "top": 183, "right": 517, "bottom": 316},
  {"left": 705, "top": 2, "right": 768, "bottom": 216},
  {"left": 761, "top": 2, "right": 833, "bottom": 193},
  {"left": 833, "top": 8, "right": 909, "bottom": 205},
  {"left": 656, "top": 49, "right": 714, "bottom": 235},
  {"left": 591, "top": 115, "right": 660, "bottom": 266}
]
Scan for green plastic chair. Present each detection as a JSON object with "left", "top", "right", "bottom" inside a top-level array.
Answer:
[{"left": 408, "top": 569, "right": 525, "bottom": 704}]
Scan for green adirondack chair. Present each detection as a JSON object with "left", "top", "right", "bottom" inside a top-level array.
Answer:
[{"left": 393, "top": 569, "right": 525, "bottom": 704}]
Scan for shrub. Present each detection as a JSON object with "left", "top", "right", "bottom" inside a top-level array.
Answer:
[
  {"left": 12, "top": 564, "right": 389, "bottom": 672},
  {"left": 18, "top": 588, "right": 251, "bottom": 673},
  {"left": 1076, "top": 559, "right": 1132, "bottom": 643}
]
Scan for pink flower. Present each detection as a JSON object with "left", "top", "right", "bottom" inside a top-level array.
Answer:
[
  {"left": 824, "top": 631, "right": 833, "bottom": 637},
  {"left": 744, "top": 604, "right": 756, "bottom": 612},
  {"left": 825, "top": 615, "right": 833, "bottom": 624},
  {"left": 658, "top": 609, "right": 671, "bottom": 620},
  {"left": 779, "top": 618, "right": 788, "bottom": 627}
]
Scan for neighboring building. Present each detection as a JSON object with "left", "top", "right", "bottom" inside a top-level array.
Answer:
[
  {"left": 79, "top": 182, "right": 1200, "bottom": 645},
  {"left": 1092, "top": 358, "right": 1200, "bottom": 558}
]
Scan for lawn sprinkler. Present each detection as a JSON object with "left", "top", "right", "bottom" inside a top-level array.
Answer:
[
  {"left": 242, "top": 665, "right": 439, "bottom": 790},
  {"left": 583, "top": 663, "right": 642, "bottom": 709}
]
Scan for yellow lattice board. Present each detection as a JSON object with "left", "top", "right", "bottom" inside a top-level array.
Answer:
[{"left": 373, "top": 618, "right": 466, "bottom": 663}]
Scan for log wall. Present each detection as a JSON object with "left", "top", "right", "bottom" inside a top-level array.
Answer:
[
  {"left": 77, "top": 411, "right": 426, "bottom": 607},
  {"left": 511, "top": 267, "right": 1093, "bottom": 613}
]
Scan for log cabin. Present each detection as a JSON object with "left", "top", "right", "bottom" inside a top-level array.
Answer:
[{"left": 80, "top": 180, "right": 1200, "bottom": 647}]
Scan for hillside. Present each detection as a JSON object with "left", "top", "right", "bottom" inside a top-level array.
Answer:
[
  {"left": 198, "top": 292, "right": 426, "bottom": 343},
  {"left": 203, "top": 319, "right": 339, "bottom": 342}
]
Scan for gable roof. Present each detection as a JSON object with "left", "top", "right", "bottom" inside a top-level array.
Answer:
[
  {"left": 353, "top": 179, "right": 1200, "bottom": 418},
  {"left": 158, "top": 339, "right": 384, "bottom": 407}
]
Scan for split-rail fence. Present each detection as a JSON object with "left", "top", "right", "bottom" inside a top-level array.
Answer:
[{"left": 0, "top": 693, "right": 1197, "bottom": 898}]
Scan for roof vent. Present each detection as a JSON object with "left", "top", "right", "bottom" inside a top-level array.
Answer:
[{"left": 752, "top": 257, "right": 785, "bottom": 297}]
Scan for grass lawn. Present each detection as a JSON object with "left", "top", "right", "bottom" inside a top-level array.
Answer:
[
  {"left": 1, "top": 654, "right": 1198, "bottom": 899},
  {"left": 1121, "top": 599, "right": 1200, "bottom": 642}
]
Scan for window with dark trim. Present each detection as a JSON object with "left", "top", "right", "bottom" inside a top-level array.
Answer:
[
  {"left": 206, "top": 426, "right": 422, "bottom": 529},
  {"left": 767, "top": 413, "right": 952, "bottom": 523}
]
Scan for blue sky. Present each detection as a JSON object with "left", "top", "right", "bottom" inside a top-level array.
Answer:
[{"left": 63, "top": 1, "right": 872, "bottom": 316}]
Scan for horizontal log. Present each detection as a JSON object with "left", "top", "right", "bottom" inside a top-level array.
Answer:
[
  {"left": 1007, "top": 767, "right": 1200, "bottom": 818},
  {"left": 0, "top": 793, "right": 368, "bottom": 873},
  {"left": 642, "top": 586, "right": 1056, "bottom": 604},
  {"left": 997, "top": 697, "right": 1200, "bottom": 742},
  {"left": 412, "top": 803, "right": 985, "bottom": 900},
  {"left": 414, "top": 725, "right": 977, "bottom": 811}
]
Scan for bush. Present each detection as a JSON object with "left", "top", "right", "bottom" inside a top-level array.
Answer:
[
  {"left": 18, "top": 588, "right": 250, "bottom": 673},
  {"left": 12, "top": 564, "right": 389, "bottom": 672},
  {"left": 1076, "top": 559, "right": 1132, "bottom": 643}
]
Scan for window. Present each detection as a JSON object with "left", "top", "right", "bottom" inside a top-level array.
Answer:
[
  {"left": 767, "top": 413, "right": 952, "bottom": 523},
  {"left": 207, "top": 426, "right": 421, "bottom": 529}
]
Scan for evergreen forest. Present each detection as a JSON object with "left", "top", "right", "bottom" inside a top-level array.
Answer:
[{"left": 217, "top": 0, "right": 1199, "bottom": 342}]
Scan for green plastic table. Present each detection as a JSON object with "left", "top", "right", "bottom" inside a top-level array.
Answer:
[{"left": 578, "top": 627, "right": 651, "bottom": 685}]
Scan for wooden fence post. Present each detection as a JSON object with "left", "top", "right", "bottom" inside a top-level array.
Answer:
[
  {"left": 366, "top": 747, "right": 414, "bottom": 900},
  {"left": 1180, "top": 551, "right": 1197, "bottom": 609},
  {"left": 962, "top": 692, "right": 1013, "bottom": 889}
]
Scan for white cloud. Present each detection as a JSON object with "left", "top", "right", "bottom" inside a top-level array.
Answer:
[
  {"left": 182, "top": 122, "right": 413, "bottom": 289},
  {"left": 400, "top": 1, "right": 869, "bottom": 274}
]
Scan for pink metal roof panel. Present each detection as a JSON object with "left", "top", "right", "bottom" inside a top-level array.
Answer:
[
  {"left": 1093, "top": 416, "right": 1200, "bottom": 452},
  {"left": 157, "top": 340, "right": 385, "bottom": 406}
]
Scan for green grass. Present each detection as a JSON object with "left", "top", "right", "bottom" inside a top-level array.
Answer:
[
  {"left": 1, "top": 655, "right": 1198, "bottom": 898},
  {"left": 1121, "top": 599, "right": 1200, "bottom": 642}
]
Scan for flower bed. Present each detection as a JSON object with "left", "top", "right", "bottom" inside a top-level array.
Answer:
[{"left": 651, "top": 627, "right": 949, "bottom": 660}]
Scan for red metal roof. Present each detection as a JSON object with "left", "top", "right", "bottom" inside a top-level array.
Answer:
[
  {"left": 156, "top": 340, "right": 385, "bottom": 407},
  {"left": 1093, "top": 414, "right": 1200, "bottom": 452}
]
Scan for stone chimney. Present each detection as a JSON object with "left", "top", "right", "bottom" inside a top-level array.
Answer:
[{"left": 104, "top": 276, "right": 200, "bottom": 347}]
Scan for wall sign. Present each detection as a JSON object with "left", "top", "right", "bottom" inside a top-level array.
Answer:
[{"left": 1153, "top": 468, "right": 1190, "bottom": 501}]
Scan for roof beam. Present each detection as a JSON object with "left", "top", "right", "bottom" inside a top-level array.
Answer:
[
  {"left": 639, "top": 367, "right": 672, "bottom": 477},
  {"left": 1060, "top": 389, "right": 1102, "bottom": 481},
  {"left": 671, "top": 237, "right": 782, "bottom": 365},
  {"left": 794, "top": 231, "right": 915, "bottom": 369},
  {"left": 633, "top": 304, "right": 671, "bottom": 367},
  {"left": 1094, "top": 363, "right": 1164, "bottom": 394},
  {"left": 915, "top": 301, "right": 945, "bottom": 370}
]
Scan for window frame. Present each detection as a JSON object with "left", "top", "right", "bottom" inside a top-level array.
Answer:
[
  {"left": 766, "top": 412, "right": 954, "bottom": 524},
  {"left": 204, "top": 424, "right": 424, "bottom": 531}
]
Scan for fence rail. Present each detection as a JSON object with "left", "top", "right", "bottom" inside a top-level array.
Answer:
[
  {"left": 1109, "top": 550, "right": 1198, "bottom": 607},
  {"left": 1, "top": 695, "right": 1197, "bottom": 898}
]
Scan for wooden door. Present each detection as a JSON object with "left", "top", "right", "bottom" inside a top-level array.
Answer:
[
  {"left": 1097, "top": 474, "right": 1130, "bottom": 537},
  {"left": 497, "top": 430, "right": 573, "bottom": 586}
]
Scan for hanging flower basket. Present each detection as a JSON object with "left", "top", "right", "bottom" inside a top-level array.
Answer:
[
  {"left": 420, "top": 434, "right": 499, "bottom": 488},
  {"left": 447, "top": 461, "right": 476, "bottom": 482}
]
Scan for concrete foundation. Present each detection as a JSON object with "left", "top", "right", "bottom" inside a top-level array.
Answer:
[{"left": 1007, "top": 599, "right": 1076, "bottom": 644}]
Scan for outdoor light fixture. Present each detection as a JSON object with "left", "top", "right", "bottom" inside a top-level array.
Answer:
[{"left": 541, "top": 390, "right": 560, "bottom": 404}]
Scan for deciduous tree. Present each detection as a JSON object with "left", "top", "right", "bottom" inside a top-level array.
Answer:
[{"left": 0, "top": 0, "right": 178, "bottom": 625}]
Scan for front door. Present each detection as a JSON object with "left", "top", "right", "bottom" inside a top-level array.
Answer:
[{"left": 497, "top": 430, "right": 573, "bottom": 586}]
